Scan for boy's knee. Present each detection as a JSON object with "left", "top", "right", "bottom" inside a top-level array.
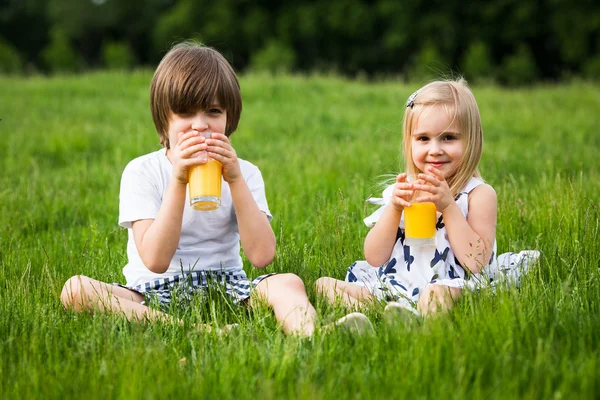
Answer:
[
  {"left": 277, "top": 273, "right": 306, "bottom": 292},
  {"left": 60, "top": 275, "right": 90, "bottom": 310},
  {"left": 261, "top": 273, "right": 306, "bottom": 296}
]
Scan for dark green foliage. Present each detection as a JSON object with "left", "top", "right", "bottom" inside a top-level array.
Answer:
[
  {"left": 1, "top": 0, "right": 599, "bottom": 80},
  {"left": 500, "top": 44, "right": 539, "bottom": 86},
  {"left": 42, "top": 28, "right": 83, "bottom": 73},
  {"left": 583, "top": 55, "right": 600, "bottom": 81},
  {"left": 0, "top": 36, "right": 22, "bottom": 74},
  {"left": 461, "top": 41, "right": 494, "bottom": 84},
  {"left": 250, "top": 40, "right": 296, "bottom": 73},
  {"left": 102, "top": 41, "right": 136, "bottom": 70}
]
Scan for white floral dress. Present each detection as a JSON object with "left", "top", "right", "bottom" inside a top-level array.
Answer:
[{"left": 345, "top": 177, "right": 539, "bottom": 314}]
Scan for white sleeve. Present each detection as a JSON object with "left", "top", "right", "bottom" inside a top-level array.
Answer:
[
  {"left": 363, "top": 184, "right": 394, "bottom": 227},
  {"left": 245, "top": 165, "right": 272, "bottom": 221},
  {"left": 118, "top": 163, "right": 162, "bottom": 229}
]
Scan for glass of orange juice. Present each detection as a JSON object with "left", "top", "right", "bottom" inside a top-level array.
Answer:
[
  {"left": 403, "top": 175, "right": 437, "bottom": 246},
  {"left": 188, "top": 132, "right": 222, "bottom": 211}
]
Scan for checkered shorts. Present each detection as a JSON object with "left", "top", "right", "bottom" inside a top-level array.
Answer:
[{"left": 116, "top": 270, "right": 275, "bottom": 311}]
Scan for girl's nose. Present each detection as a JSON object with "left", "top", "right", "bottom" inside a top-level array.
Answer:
[{"left": 429, "top": 142, "right": 444, "bottom": 155}]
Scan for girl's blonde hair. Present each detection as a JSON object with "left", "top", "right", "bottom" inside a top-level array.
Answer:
[{"left": 402, "top": 78, "right": 483, "bottom": 197}]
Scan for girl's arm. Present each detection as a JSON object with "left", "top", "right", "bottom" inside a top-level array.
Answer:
[
  {"left": 364, "top": 204, "right": 403, "bottom": 267},
  {"left": 364, "top": 173, "right": 414, "bottom": 267},
  {"left": 442, "top": 184, "right": 497, "bottom": 273},
  {"left": 413, "top": 167, "right": 497, "bottom": 273}
]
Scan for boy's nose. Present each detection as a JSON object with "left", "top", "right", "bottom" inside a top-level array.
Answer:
[{"left": 191, "top": 116, "right": 209, "bottom": 131}]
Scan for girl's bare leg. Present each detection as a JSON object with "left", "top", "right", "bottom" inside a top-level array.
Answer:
[
  {"left": 315, "top": 277, "right": 374, "bottom": 310},
  {"left": 60, "top": 275, "right": 177, "bottom": 324},
  {"left": 417, "top": 284, "right": 462, "bottom": 317},
  {"left": 249, "top": 273, "right": 317, "bottom": 337}
]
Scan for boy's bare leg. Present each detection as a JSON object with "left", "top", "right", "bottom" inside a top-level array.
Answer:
[
  {"left": 417, "top": 284, "right": 462, "bottom": 317},
  {"left": 60, "top": 275, "right": 177, "bottom": 325},
  {"left": 250, "top": 273, "right": 317, "bottom": 337},
  {"left": 315, "top": 277, "right": 373, "bottom": 310}
]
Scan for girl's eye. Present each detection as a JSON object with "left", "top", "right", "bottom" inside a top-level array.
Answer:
[
  {"left": 416, "top": 136, "right": 429, "bottom": 142},
  {"left": 443, "top": 135, "right": 457, "bottom": 141}
]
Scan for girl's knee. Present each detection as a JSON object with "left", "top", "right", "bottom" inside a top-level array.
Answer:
[
  {"left": 315, "top": 277, "right": 334, "bottom": 292},
  {"left": 417, "top": 284, "right": 460, "bottom": 315}
]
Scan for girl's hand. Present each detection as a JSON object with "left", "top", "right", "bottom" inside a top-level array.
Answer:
[
  {"left": 390, "top": 173, "right": 415, "bottom": 211},
  {"left": 412, "top": 166, "right": 454, "bottom": 212},
  {"left": 205, "top": 133, "right": 242, "bottom": 183},
  {"left": 170, "top": 130, "right": 208, "bottom": 184}
]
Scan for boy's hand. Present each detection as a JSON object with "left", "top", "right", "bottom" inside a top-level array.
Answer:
[
  {"left": 412, "top": 166, "right": 454, "bottom": 212},
  {"left": 205, "top": 133, "right": 242, "bottom": 183},
  {"left": 170, "top": 130, "right": 208, "bottom": 184},
  {"left": 390, "top": 173, "right": 415, "bottom": 211}
]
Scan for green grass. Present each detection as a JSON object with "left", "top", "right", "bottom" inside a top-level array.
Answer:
[{"left": 1, "top": 71, "right": 599, "bottom": 399}]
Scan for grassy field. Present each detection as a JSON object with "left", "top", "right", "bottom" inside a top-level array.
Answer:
[{"left": 1, "top": 71, "right": 599, "bottom": 399}]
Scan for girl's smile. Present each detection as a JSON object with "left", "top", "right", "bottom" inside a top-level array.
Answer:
[{"left": 411, "top": 105, "right": 464, "bottom": 177}]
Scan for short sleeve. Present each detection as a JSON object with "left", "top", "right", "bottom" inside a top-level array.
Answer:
[
  {"left": 363, "top": 184, "right": 394, "bottom": 227},
  {"left": 244, "top": 164, "right": 272, "bottom": 221},
  {"left": 118, "top": 162, "right": 162, "bottom": 229}
]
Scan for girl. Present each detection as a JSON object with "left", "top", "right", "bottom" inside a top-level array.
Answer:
[{"left": 317, "top": 78, "right": 537, "bottom": 318}]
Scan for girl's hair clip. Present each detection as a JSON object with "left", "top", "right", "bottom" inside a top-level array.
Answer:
[{"left": 406, "top": 90, "right": 418, "bottom": 108}]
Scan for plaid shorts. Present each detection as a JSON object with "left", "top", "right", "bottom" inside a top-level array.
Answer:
[{"left": 116, "top": 270, "right": 275, "bottom": 311}]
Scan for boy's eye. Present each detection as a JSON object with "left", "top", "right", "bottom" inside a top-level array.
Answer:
[
  {"left": 208, "top": 108, "right": 223, "bottom": 114},
  {"left": 176, "top": 112, "right": 195, "bottom": 118}
]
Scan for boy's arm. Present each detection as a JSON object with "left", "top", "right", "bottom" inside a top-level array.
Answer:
[
  {"left": 130, "top": 130, "right": 207, "bottom": 274},
  {"left": 205, "top": 133, "right": 275, "bottom": 268},
  {"left": 131, "top": 179, "right": 187, "bottom": 273},
  {"left": 229, "top": 179, "right": 276, "bottom": 268}
]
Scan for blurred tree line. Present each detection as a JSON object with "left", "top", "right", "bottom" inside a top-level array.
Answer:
[{"left": 1, "top": 0, "right": 599, "bottom": 84}]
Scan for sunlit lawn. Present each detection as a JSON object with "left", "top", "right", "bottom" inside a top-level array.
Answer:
[{"left": 1, "top": 72, "right": 599, "bottom": 399}]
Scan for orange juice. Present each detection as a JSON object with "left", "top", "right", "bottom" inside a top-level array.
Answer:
[
  {"left": 188, "top": 159, "right": 222, "bottom": 211},
  {"left": 404, "top": 202, "right": 437, "bottom": 243}
]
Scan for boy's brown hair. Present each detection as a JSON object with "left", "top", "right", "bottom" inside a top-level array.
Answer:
[{"left": 150, "top": 41, "right": 242, "bottom": 148}]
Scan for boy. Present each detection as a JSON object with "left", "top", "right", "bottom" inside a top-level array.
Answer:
[{"left": 61, "top": 42, "right": 327, "bottom": 335}]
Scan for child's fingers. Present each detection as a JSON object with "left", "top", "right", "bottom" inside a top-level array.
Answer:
[
  {"left": 394, "top": 188, "right": 413, "bottom": 201},
  {"left": 178, "top": 131, "right": 205, "bottom": 149},
  {"left": 395, "top": 179, "right": 414, "bottom": 190},
  {"left": 411, "top": 183, "right": 437, "bottom": 194},
  {"left": 417, "top": 173, "right": 441, "bottom": 186},
  {"left": 425, "top": 166, "right": 445, "bottom": 180},
  {"left": 414, "top": 195, "right": 434, "bottom": 203},
  {"left": 180, "top": 143, "right": 208, "bottom": 159},
  {"left": 211, "top": 132, "right": 230, "bottom": 141},
  {"left": 396, "top": 172, "right": 408, "bottom": 183},
  {"left": 393, "top": 196, "right": 412, "bottom": 208}
]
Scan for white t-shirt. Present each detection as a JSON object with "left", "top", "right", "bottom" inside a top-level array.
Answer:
[{"left": 118, "top": 148, "right": 272, "bottom": 287}]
